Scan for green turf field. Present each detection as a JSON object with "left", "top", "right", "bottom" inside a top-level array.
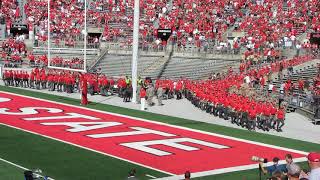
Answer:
[
  {"left": 0, "top": 85, "right": 319, "bottom": 180},
  {"left": 0, "top": 159, "right": 24, "bottom": 180}
]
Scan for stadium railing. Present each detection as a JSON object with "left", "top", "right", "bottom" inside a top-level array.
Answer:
[{"left": 32, "top": 47, "right": 100, "bottom": 55}]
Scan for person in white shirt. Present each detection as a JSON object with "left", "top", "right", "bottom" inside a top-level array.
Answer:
[
  {"left": 308, "top": 152, "right": 320, "bottom": 180},
  {"left": 268, "top": 83, "right": 274, "bottom": 94},
  {"left": 244, "top": 75, "right": 251, "bottom": 84}
]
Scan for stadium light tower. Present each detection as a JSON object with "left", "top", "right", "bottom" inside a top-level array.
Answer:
[{"left": 131, "top": 0, "right": 140, "bottom": 103}]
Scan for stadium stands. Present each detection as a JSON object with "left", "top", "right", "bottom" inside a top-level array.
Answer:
[
  {"left": 7, "top": 0, "right": 317, "bottom": 50},
  {"left": 2, "top": 1, "right": 320, "bottom": 180},
  {"left": 1, "top": 37, "right": 26, "bottom": 67},
  {"left": 159, "top": 57, "right": 238, "bottom": 80}
]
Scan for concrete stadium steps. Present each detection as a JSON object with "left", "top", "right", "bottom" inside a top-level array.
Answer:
[
  {"left": 140, "top": 56, "right": 170, "bottom": 79},
  {"left": 265, "top": 62, "right": 319, "bottom": 94},
  {"left": 159, "top": 57, "right": 238, "bottom": 80},
  {"left": 96, "top": 54, "right": 159, "bottom": 77},
  {"left": 275, "top": 65, "right": 319, "bottom": 83},
  {"left": 96, "top": 54, "right": 239, "bottom": 80}
]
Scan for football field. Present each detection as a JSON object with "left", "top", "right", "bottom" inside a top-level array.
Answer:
[{"left": 0, "top": 85, "right": 319, "bottom": 180}]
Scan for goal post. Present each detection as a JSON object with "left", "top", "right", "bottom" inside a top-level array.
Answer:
[{"left": 131, "top": 0, "right": 140, "bottom": 103}]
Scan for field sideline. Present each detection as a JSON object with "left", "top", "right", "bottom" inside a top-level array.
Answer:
[{"left": 0, "top": 85, "right": 319, "bottom": 180}]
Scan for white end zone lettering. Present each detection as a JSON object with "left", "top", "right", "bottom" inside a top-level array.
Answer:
[
  {"left": 41, "top": 122, "right": 122, "bottom": 132},
  {"left": 88, "top": 127, "right": 176, "bottom": 138},
  {"left": 24, "top": 112, "right": 100, "bottom": 121},
  {"left": 0, "top": 107, "right": 63, "bottom": 115},
  {"left": 121, "top": 138, "right": 230, "bottom": 156},
  {"left": 0, "top": 97, "right": 12, "bottom": 103}
]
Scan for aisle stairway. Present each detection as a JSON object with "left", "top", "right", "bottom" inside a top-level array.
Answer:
[{"left": 95, "top": 54, "right": 159, "bottom": 77}]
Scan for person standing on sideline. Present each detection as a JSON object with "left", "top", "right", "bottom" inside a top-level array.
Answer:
[
  {"left": 146, "top": 84, "right": 154, "bottom": 106},
  {"left": 276, "top": 107, "right": 285, "bottom": 132},
  {"left": 80, "top": 74, "right": 88, "bottom": 105},
  {"left": 140, "top": 87, "right": 146, "bottom": 110},
  {"left": 157, "top": 86, "right": 164, "bottom": 106}
]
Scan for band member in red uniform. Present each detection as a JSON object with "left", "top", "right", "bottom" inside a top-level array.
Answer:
[
  {"left": 80, "top": 74, "right": 88, "bottom": 105},
  {"left": 109, "top": 77, "right": 115, "bottom": 95}
]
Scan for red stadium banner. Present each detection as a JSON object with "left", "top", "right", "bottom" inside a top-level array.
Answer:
[{"left": 0, "top": 92, "right": 307, "bottom": 176}]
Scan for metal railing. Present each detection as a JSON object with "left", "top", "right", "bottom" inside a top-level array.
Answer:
[
  {"left": 288, "top": 92, "right": 319, "bottom": 114},
  {"left": 32, "top": 47, "right": 100, "bottom": 55},
  {"left": 102, "top": 42, "right": 243, "bottom": 58}
]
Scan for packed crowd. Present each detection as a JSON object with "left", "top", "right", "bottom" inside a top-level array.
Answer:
[
  {"left": 2, "top": 0, "right": 320, "bottom": 52},
  {"left": 0, "top": 0, "right": 21, "bottom": 26},
  {"left": 0, "top": 37, "right": 27, "bottom": 67},
  {"left": 24, "top": 0, "right": 85, "bottom": 43},
  {"left": 182, "top": 55, "right": 314, "bottom": 132}
]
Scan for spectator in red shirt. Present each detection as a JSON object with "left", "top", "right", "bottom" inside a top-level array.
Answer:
[
  {"left": 275, "top": 108, "right": 285, "bottom": 132},
  {"left": 298, "top": 78, "right": 305, "bottom": 93}
]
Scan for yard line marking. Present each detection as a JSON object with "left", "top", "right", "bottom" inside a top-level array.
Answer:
[
  {"left": 0, "top": 157, "right": 28, "bottom": 170},
  {"left": 146, "top": 174, "right": 157, "bottom": 179},
  {"left": 0, "top": 157, "right": 55, "bottom": 180}
]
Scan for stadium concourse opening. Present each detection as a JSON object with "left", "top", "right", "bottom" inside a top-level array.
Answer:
[{"left": 1, "top": 0, "right": 320, "bottom": 179}]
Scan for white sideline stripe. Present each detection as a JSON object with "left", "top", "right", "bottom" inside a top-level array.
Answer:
[
  {"left": 0, "top": 91, "right": 310, "bottom": 178},
  {"left": 146, "top": 174, "right": 157, "bottom": 179},
  {"left": 153, "top": 157, "right": 308, "bottom": 180},
  {"left": 0, "top": 157, "right": 55, "bottom": 180},
  {"left": 0, "top": 157, "right": 28, "bottom": 170}
]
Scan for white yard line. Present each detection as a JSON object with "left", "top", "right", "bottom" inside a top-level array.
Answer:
[
  {"left": 0, "top": 157, "right": 55, "bottom": 180},
  {"left": 0, "top": 157, "right": 28, "bottom": 170},
  {"left": 145, "top": 174, "right": 157, "bottom": 179}
]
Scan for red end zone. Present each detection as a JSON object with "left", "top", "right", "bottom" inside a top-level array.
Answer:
[{"left": 0, "top": 92, "right": 307, "bottom": 175}]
